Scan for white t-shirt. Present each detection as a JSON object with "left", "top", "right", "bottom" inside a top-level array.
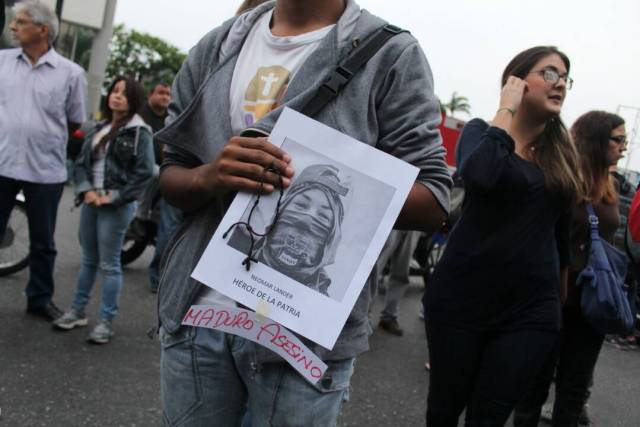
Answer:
[
  {"left": 198, "top": 10, "right": 334, "bottom": 306},
  {"left": 91, "top": 125, "right": 111, "bottom": 189},
  {"left": 229, "top": 9, "right": 334, "bottom": 135}
]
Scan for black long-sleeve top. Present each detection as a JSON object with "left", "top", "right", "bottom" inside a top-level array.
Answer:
[{"left": 424, "top": 119, "right": 570, "bottom": 332}]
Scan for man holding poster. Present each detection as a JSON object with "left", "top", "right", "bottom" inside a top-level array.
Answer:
[{"left": 155, "top": 0, "right": 451, "bottom": 425}]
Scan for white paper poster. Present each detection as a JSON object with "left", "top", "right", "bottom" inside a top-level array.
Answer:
[{"left": 192, "top": 108, "right": 418, "bottom": 349}]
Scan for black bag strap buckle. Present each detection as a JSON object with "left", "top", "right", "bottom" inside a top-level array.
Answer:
[
  {"left": 300, "top": 22, "right": 406, "bottom": 117},
  {"left": 322, "top": 66, "right": 354, "bottom": 95},
  {"left": 382, "top": 24, "right": 403, "bottom": 35}
]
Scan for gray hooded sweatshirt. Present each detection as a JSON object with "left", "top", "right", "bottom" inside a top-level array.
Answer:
[{"left": 155, "top": 0, "right": 451, "bottom": 362}]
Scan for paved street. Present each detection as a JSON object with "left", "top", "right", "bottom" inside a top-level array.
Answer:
[{"left": 1, "top": 186, "right": 639, "bottom": 426}]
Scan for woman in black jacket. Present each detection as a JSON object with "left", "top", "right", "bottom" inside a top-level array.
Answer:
[
  {"left": 423, "top": 46, "right": 583, "bottom": 426},
  {"left": 514, "top": 110, "right": 627, "bottom": 427},
  {"left": 53, "top": 76, "right": 155, "bottom": 344}
]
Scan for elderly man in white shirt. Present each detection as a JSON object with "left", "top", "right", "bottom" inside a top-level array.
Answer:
[{"left": 0, "top": 0, "right": 87, "bottom": 321}]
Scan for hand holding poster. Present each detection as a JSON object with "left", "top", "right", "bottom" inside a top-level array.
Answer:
[{"left": 192, "top": 108, "right": 418, "bottom": 349}]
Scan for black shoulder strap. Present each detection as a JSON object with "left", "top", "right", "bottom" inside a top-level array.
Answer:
[{"left": 300, "top": 24, "right": 406, "bottom": 117}]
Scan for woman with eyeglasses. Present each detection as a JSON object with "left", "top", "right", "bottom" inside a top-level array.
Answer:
[
  {"left": 514, "top": 111, "right": 626, "bottom": 427},
  {"left": 422, "top": 46, "right": 583, "bottom": 425}
]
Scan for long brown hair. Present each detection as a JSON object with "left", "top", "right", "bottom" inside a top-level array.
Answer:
[
  {"left": 572, "top": 111, "right": 625, "bottom": 204},
  {"left": 502, "top": 46, "right": 584, "bottom": 206},
  {"left": 93, "top": 76, "right": 146, "bottom": 157}
]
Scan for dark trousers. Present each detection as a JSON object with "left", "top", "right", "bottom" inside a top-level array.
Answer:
[
  {"left": 149, "top": 198, "right": 183, "bottom": 290},
  {"left": 513, "top": 305, "right": 604, "bottom": 427},
  {"left": 426, "top": 319, "right": 557, "bottom": 427},
  {"left": 0, "top": 176, "right": 64, "bottom": 308}
]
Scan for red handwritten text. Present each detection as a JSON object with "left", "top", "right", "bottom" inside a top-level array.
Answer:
[{"left": 257, "top": 322, "right": 323, "bottom": 379}]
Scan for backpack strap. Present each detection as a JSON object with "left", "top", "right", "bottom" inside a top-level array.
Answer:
[
  {"left": 300, "top": 24, "right": 406, "bottom": 117},
  {"left": 585, "top": 203, "right": 602, "bottom": 244}
]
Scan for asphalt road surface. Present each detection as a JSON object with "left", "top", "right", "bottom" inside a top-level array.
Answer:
[{"left": 1, "top": 187, "right": 639, "bottom": 426}]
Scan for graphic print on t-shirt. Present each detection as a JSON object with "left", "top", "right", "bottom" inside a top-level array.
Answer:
[{"left": 242, "top": 65, "right": 291, "bottom": 128}]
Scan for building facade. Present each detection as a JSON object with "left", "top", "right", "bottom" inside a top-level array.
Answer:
[{"left": 1, "top": 0, "right": 117, "bottom": 116}]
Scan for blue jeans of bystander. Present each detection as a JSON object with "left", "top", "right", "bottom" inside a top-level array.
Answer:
[{"left": 72, "top": 202, "right": 135, "bottom": 320}]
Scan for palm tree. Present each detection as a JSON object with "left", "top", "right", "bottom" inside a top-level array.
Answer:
[
  {"left": 445, "top": 92, "right": 471, "bottom": 117},
  {"left": 437, "top": 98, "right": 447, "bottom": 116}
]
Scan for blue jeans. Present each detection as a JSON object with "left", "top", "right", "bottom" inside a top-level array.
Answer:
[
  {"left": 72, "top": 202, "right": 135, "bottom": 320},
  {"left": 0, "top": 176, "right": 64, "bottom": 308},
  {"left": 160, "top": 326, "right": 355, "bottom": 427},
  {"left": 149, "top": 198, "right": 183, "bottom": 290}
]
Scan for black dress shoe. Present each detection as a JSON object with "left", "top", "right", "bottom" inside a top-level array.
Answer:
[{"left": 26, "top": 301, "right": 63, "bottom": 321}]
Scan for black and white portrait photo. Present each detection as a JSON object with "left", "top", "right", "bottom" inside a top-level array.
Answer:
[
  {"left": 227, "top": 137, "right": 396, "bottom": 302},
  {"left": 192, "top": 108, "right": 418, "bottom": 348}
]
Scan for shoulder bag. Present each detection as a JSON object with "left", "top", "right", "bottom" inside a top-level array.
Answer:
[{"left": 577, "top": 203, "right": 635, "bottom": 335}]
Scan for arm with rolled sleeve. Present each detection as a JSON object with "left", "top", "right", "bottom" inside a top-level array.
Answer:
[{"left": 374, "top": 42, "right": 451, "bottom": 231}]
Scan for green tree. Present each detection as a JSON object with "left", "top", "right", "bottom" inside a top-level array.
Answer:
[
  {"left": 445, "top": 91, "right": 471, "bottom": 117},
  {"left": 105, "top": 24, "right": 186, "bottom": 93},
  {"left": 437, "top": 98, "right": 447, "bottom": 116}
]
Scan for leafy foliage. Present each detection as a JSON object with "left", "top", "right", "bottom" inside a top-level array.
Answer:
[
  {"left": 444, "top": 91, "right": 471, "bottom": 117},
  {"left": 105, "top": 24, "right": 186, "bottom": 93},
  {"left": 437, "top": 98, "right": 447, "bottom": 115}
]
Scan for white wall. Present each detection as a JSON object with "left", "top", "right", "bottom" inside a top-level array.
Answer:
[{"left": 40, "top": 0, "right": 107, "bottom": 29}]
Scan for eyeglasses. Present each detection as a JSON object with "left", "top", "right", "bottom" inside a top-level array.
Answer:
[
  {"left": 610, "top": 135, "right": 628, "bottom": 145},
  {"left": 530, "top": 68, "right": 574, "bottom": 90},
  {"left": 13, "top": 18, "right": 41, "bottom": 27}
]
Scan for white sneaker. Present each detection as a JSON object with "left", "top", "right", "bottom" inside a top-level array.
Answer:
[
  {"left": 53, "top": 309, "right": 88, "bottom": 330},
  {"left": 87, "top": 319, "right": 114, "bottom": 344}
]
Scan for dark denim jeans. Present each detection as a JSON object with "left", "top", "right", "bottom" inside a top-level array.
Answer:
[
  {"left": 0, "top": 176, "right": 63, "bottom": 308},
  {"left": 425, "top": 319, "right": 557, "bottom": 427},
  {"left": 514, "top": 305, "right": 604, "bottom": 427},
  {"left": 149, "top": 198, "right": 183, "bottom": 290}
]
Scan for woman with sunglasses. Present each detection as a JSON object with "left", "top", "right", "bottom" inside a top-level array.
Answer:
[
  {"left": 514, "top": 111, "right": 626, "bottom": 426},
  {"left": 423, "top": 46, "right": 583, "bottom": 425},
  {"left": 53, "top": 76, "right": 155, "bottom": 344}
]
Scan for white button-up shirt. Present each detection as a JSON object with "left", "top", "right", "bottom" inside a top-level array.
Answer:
[{"left": 0, "top": 48, "right": 87, "bottom": 183}]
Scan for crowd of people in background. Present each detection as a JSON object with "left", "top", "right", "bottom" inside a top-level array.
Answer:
[{"left": 1, "top": 1, "right": 638, "bottom": 426}]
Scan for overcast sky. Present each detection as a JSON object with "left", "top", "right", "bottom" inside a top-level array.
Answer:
[{"left": 114, "top": 0, "right": 640, "bottom": 170}]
